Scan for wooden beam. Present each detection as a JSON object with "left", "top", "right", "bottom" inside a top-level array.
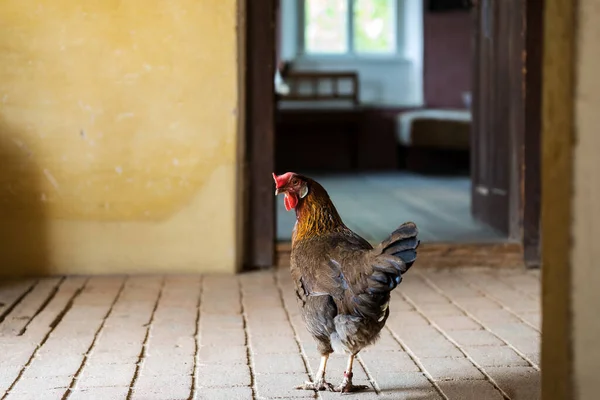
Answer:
[
  {"left": 541, "top": 0, "right": 575, "bottom": 397},
  {"left": 522, "top": 0, "right": 544, "bottom": 268},
  {"left": 245, "top": 0, "right": 276, "bottom": 268}
]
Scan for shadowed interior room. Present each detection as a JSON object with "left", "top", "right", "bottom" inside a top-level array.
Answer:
[
  {"left": 274, "top": 1, "right": 518, "bottom": 253},
  {"left": 274, "top": 0, "right": 493, "bottom": 245}
]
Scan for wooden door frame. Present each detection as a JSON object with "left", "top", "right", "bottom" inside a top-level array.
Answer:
[
  {"left": 540, "top": 0, "right": 575, "bottom": 395},
  {"left": 508, "top": 0, "right": 544, "bottom": 267},
  {"left": 471, "top": 0, "right": 542, "bottom": 261},
  {"left": 244, "top": 0, "right": 543, "bottom": 269},
  {"left": 244, "top": 0, "right": 277, "bottom": 269},
  {"left": 521, "top": 0, "right": 544, "bottom": 268},
  {"left": 471, "top": 0, "right": 513, "bottom": 237}
]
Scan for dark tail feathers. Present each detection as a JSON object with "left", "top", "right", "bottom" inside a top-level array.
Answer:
[
  {"left": 366, "top": 222, "right": 420, "bottom": 297},
  {"left": 379, "top": 221, "right": 419, "bottom": 269}
]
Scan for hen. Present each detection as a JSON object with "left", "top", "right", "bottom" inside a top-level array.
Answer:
[{"left": 273, "top": 172, "right": 420, "bottom": 393}]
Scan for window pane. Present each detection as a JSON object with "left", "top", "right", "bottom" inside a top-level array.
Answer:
[
  {"left": 304, "top": 0, "right": 348, "bottom": 54},
  {"left": 353, "top": 0, "right": 396, "bottom": 54}
]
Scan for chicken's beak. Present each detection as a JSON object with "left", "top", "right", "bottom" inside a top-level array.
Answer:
[{"left": 275, "top": 188, "right": 280, "bottom": 196}]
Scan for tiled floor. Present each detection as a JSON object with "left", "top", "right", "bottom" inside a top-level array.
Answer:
[
  {"left": 0, "top": 267, "right": 540, "bottom": 399},
  {"left": 277, "top": 173, "right": 505, "bottom": 243}
]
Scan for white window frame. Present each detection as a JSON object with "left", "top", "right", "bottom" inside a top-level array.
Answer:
[{"left": 296, "top": 0, "right": 406, "bottom": 61}]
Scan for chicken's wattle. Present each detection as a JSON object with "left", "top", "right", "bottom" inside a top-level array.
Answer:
[{"left": 284, "top": 193, "right": 298, "bottom": 211}]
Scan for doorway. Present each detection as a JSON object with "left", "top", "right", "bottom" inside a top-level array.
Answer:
[{"left": 244, "top": 0, "right": 542, "bottom": 270}]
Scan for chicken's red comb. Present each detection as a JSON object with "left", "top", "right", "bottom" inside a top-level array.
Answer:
[{"left": 272, "top": 172, "right": 293, "bottom": 188}]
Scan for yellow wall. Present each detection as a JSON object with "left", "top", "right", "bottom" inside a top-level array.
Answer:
[{"left": 0, "top": 0, "right": 242, "bottom": 276}]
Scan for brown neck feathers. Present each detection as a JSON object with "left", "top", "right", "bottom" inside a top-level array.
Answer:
[{"left": 293, "top": 181, "right": 345, "bottom": 243}]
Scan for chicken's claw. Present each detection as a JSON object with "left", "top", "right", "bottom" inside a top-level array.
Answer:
[
  {"left": 295, "top": 379, "right": 335, "bottom": 391},
  {"left": 332, "top": 371, "right": 370, "bottom": 394},
  {"left": 333, "top": 383, "right": 370, "bottom": 394}
]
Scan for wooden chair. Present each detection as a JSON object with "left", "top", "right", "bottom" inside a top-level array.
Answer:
[{"left": 281, "top": 71, "right": 360, "bottom": 105}]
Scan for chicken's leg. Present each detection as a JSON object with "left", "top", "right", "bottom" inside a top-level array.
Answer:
[
  {"left": 295, "top": 354, "right": 335, "bottom": 391},
  {"left": 334, "top": 354, "right": 370, "bottom": 393}
]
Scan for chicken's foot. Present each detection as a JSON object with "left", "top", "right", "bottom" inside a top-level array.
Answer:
[
  {"left": 333, "top": 371, "right": 369, "bottom": 393},
  {"left": 333, "top": 355, "right": 370, "bottom": 394},
  {"left": 295, "top": 377, "right": 335, "bottom": 391},
  {"left": 295, "top": 354, "right": 335, "bottom": 391}
]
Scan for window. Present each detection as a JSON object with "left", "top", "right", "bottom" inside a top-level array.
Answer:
[{"left": 303, "top": 0, "right": 398, "bottom": 56}]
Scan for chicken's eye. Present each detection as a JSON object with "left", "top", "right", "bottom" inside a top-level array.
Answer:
[{"left": 291, "top": 178, "right": 298, "bottom": 186}]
